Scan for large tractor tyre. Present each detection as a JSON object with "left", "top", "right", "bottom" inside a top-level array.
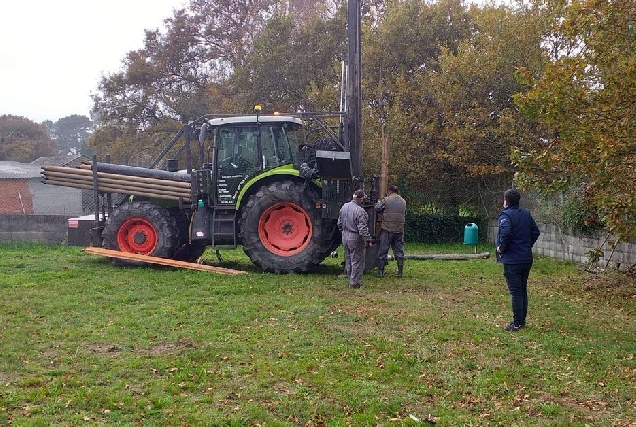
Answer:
[
  {"left": 169, "top": 208, "right": 208, "bottom": 263},
  {"left": 102, "top": 201, "right": 180, "bottom": 266},
  {"left": 239, "top": 180, "right": 338, "bottom": 273}
]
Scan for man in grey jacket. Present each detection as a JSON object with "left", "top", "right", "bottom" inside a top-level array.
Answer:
[
  {"left": 374, "top": 185, "right": 407, "bottom": 277},
  {"left": 338, "top": 189, "right": 373, "bottom": 288}
]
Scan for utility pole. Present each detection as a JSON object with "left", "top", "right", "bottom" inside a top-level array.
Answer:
[{"left": 346, "top": 0, "right": 363, "bottom": 180}]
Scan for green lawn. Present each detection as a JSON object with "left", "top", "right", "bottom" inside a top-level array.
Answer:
[{"left": 1, "top": 242, "right": 634, "bottom": 425}]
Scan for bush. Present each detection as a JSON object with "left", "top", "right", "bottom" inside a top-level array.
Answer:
[
  {"left": 404, "top": 213, "right": 486, "bottom": 243},
  {"left": 561, "top": 196, "right": 604, "bottom": 235}
]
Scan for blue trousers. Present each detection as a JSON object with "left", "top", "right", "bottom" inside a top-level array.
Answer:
[{"left": 503, "top": 262, "right": 532, "bottom": 326}]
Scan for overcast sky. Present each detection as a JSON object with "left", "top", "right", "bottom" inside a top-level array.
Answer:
[{"left": 0, "top": 0, "right": 184, "bottom": 123}]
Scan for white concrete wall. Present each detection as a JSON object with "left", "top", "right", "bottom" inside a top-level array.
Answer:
[{"left": 488, "top": 219, "right": 636, "bottom": 269}]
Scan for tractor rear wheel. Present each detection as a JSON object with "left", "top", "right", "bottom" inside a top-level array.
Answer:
[
  {"left": 102, "top": 201, "right": 179, "bottom": 266},
  {"left": 239, "top": 180, "right": 338, "bottom": 273}
]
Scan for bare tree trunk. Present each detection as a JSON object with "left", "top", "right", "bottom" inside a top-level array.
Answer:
[{"left": 380, "top": 123, "right": 389, "bottom": 197}]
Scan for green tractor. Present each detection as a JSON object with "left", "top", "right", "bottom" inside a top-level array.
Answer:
[
  {"left": 43, "top": 0, "right": 377, "bottom": 273},
  {"left": 101, "top": 111, "right": 361, "bottom": 273},
  {"left": 45, "top": 107, "right": 375, "bottom": 273}
]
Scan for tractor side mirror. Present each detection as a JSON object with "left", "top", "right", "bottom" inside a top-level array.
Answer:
[{"left": 199, "top": 122, "right": 209, "bottom": 145}]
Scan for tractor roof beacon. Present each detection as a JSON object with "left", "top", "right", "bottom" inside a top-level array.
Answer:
[{"left": 43, "top": 0, "right": 380, "bottom": 273}]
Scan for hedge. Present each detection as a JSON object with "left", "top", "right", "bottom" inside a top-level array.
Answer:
[{"left": 403, "top": 213, "right": 487, "bottom": 244}]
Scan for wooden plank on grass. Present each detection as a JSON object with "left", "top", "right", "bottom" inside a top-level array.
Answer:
[{"left": 83, "top": 247, "right": 246, "bottom": 275}]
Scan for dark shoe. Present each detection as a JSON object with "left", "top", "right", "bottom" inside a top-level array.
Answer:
[
  {"left": 396, "top": 258, "right": 404, "bottom": 278},
  {"left": 503, "top": 322, "right": 522, "bottom": 332},
  {"left": 350, "top": 283, "right": 362, "bottom": 289},
  {"left": 375, "top": 260, "right": 386, "bottom": 277}
]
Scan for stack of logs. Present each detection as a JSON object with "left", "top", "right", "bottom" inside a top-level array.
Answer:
[{"left": 41, "top": 162, "right": 192, "bottom": 202}]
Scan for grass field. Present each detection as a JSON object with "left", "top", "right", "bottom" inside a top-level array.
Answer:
[{"left": 1, "top": 242, "right": 634, "bottom": 426}]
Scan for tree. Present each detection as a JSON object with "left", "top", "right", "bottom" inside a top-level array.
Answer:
[
  {"left": 49, "top": 115, "right": 93, "bottom": 156},
  {"left": 91, "top": 0, "right": 283, "bottom": 130},
  {"left": 191, "top": 0, "right": 284, "bottom": 70},
  {"left": 0, "top": 115, "right": 57, "bottom": 162},
  {"left": 90, "top": 0, "right": 283, "bottom": 159},
  {"left": 87, "top": 119, "right": 184, "bottom": 167},
  {"left": 427, "top": 3, "right": 545, "bottom": 214},
  {"left": 91, "top": 7, "right": 210, "bottom": 130},
  {"left": 362, "top": 0, "right": 544, "bottom": 215},
  {"left": 230, "top": 8, "right": 346, "bottom": 113},
  {"left": 513, "top": 0, "right": 636, "bottom": 240},
  {"left": 363, "top": 0, "right": 475, "bottom": 207}
]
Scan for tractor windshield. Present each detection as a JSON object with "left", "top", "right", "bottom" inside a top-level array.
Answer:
[{"left": 216, "top": 122, "right": 301, "bottom": 174}]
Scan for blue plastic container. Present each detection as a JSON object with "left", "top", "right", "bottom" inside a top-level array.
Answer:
[{"left": 463, "top": 223, "right": 479, "bottom": 245}]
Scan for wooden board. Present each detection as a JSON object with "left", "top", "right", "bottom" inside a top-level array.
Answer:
[{"left": 83, "top": 247, "right": 246, "bottom": 275}]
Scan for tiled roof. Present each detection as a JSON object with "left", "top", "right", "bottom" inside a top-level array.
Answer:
[
  {"left": 0, "top": 161, "right": 42, "bottom": 179},
  {"left": 0, "top": 156, "right": 90, "bottom": 179}
]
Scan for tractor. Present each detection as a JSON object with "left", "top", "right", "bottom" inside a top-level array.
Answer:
[{"left": 43, "top": 0, "right": 378, "bottom": 273}]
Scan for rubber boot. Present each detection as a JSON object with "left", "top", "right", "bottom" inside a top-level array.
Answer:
[
  {"left": 375, "top": 259, "right": 386, "bottom": 277},
  {"left": 397, "top": 258, "right": 404, "bottom": 278}
]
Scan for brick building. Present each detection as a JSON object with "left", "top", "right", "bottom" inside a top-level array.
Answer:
[{"left": 0, "top": 159, "right": 84, "bottom": 215}]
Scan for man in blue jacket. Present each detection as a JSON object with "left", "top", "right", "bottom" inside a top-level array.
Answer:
[{"left": 496, "top": 189, "right": 541, "bottom": 331}]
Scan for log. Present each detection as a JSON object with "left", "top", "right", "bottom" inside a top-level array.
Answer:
[
  {"left": 78, "top": 162, "right": 191, "bottom": 182},
  {"left": 387, "top": 252, "right": 491, "bottom": 261},
  {"left": 44, "top": 178, "right": 191, "bottom": 202},
  {"left": 44, "top": 178, "right": 190, "bottom": 201},
  {"left": 42, "top": 166, "right": 192, "bottom": 189},
  {"left": 43, "top": 171, "right": 191, "bottom": 194}
]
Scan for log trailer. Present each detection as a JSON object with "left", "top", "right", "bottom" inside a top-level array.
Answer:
[{"left": 43, "top": 0, "right": 379, "bottom": 273}]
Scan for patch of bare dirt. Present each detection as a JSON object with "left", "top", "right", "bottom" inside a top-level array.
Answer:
[
  {"left": 84, "top": 343, "right": 123, "bottom": 356},
  {"left": 581, "top": 270, "right": 636, "bottom": 310},
  {"left": 82, "top": 338, "right": 197, "bottom": 357},
  {"left": 143, "top": 338, "right": 197, "bottom": 356}
]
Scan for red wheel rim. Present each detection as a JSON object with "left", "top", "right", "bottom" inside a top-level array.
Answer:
[
  {"left": 258, "top": 202, "right": 312, "bottom": 256},
  {"left": 116, "top": 217, "right": 158, "bottom": 254}
]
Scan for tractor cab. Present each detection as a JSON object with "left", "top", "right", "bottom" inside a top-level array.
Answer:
[{"left": 201, "top": 115, "right": 303, "bottom": 206}]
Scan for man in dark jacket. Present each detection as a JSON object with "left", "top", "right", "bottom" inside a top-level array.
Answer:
[
  {"left": 496, "top": 189, "right": 541, "bottom": 331},
  {"left": 374, "top": 185, "right": 407, "bottom": 277},
  {"left": 338, "top": 189, "right": 373, "bottom": 288}
]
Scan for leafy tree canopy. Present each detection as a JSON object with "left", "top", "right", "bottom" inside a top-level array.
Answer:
[
  {"left": 45, "top": 114, "right": 94, "bottom": 156},
  {"left": 89, "top": 0, "right": 607, "bottom": 223},
  {"left": 363, "top": 0, "right": 544, "bottom": 215},
  {"left": 0, "top": 115, "right": 57, "bottom": 162},
  {"left": 513, "top": 0, "right": 636, "bottom": 240}
]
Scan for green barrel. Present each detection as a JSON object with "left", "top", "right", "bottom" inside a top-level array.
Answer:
[{"left": 463, "top": 223, "right": 479, "bottom": 245}]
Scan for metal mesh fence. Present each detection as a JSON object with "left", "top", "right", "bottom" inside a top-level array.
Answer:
[
  {"left": 518, "top": 189, "right": 603, "bottom": 235},
  {"left": 0, "top": 178, "right": 97, "bottom": 216},
  {"left": 519, "top": 190, "right": 566, "bottom": 227},
  {"left": 397, "top": 177, "right": 515, "bottom": 220}
]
